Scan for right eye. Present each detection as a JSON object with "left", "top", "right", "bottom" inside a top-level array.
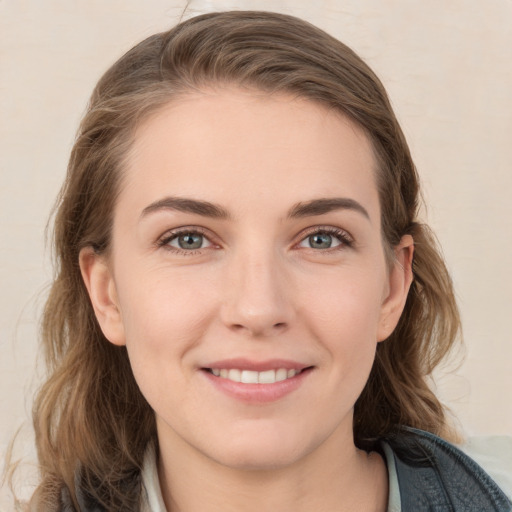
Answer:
[
  {"left": 158, "top": 228, "right": 214, "bottom": 254},
  {"left": 169, "top": 232, "right": 210, "bottom": 250}
]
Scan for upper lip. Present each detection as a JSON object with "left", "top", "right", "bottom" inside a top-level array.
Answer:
[{"left": 202, "top": 358, "right": 311, "bottom": 372}]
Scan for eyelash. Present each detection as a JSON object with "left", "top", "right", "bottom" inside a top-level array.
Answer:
[{"left": 156, "top": 225, "right": 354, "bottom": 256}]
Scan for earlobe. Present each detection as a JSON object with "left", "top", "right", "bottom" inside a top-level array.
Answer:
[
  {"left": 79, "top": 247, "right": 126, "bottom": 346},
  {"left": 377, "top": 235, "right": 414, "bottom": 342}
]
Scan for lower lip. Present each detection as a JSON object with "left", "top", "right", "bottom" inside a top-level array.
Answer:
[{"left": 201, "top": 368, "right": 312, "bottom": 404}]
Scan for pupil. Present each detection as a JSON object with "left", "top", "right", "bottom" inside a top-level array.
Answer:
[
  {"left": 310, "top": 233, "right": 332, "bottom": 249},
  {"left": 179, "top": 233, "right": 202, "bottom": 249}
]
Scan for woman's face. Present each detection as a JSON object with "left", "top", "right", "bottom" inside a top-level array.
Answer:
[{"left": 81, "top": 88, "right": 412, "bottom": 470}]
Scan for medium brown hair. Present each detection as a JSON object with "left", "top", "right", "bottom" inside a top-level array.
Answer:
[{"left": 30, "top": 10, "right": 460, "bottom": 509}]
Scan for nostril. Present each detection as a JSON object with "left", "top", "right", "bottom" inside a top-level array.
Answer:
[{"left": 228, "top": 321, "right": 288, "bottom": 336}]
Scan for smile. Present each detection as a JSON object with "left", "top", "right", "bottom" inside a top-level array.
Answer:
[
  {"left": 201, "top": 359, "right": 313, "bottom": 402},
  {"left": 206, "top": 368, "right": 301, "bottom": 384}
]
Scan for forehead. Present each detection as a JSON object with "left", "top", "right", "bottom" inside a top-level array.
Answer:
[{"left": 120, "top": 88, "right": 379, "bottom": 222}]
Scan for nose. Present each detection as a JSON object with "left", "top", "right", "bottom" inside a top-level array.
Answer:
[{"left": 220, "top": 249, "right": 294, "bottom": 338}]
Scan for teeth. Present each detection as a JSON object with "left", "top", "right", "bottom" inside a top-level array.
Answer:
[
  {"left": 276, "top": 368, "right": 288, "bottom": 381},
  {"left": 228, "top": 369, "right": 241, "bottom": 382},
  {"left": 258, "top": 369, "right": 276, "bottom": 384},
  {"left": 209, "top": 368, "right": 301, "bottom": 384},
  {"left": 241, "top": 370, "right": 259, "bottom": 383}
]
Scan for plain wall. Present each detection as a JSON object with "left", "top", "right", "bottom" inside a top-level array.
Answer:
[{"left": 1, "top": 0, "right": 511, "bottom": 496}]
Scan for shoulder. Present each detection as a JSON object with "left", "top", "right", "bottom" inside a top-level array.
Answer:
[
  {"left": 381, "top": 427, "right": 512, "bottom": 512},
  {"left": 459, "top": 435, "right": 512, "bottom": 502}
]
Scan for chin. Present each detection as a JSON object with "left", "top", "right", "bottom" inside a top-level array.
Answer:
[
  {"left": 204, "top": 429, "right": 316, "bottom": 471},
  {"left": 214, "top": 448, "right": 302, "bottom": 472}
]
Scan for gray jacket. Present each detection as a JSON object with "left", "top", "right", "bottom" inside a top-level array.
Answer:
[{"left": 383, "top": 428, "right": 511, "bottom": 511}]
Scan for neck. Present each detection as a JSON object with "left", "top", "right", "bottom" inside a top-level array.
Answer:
[{"left": 156, "top": 424, "right": 388, "bottom": 512}]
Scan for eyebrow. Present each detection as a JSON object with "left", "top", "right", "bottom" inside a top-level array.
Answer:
[
  {"left": 287, "top": 197, "right": 370, "bottom": 221},
  {"left": 140, "top": 196, "right": 370, "bottom": 221},
  {"left": 141, "top": 197, "right": 231, "bottom": 220}
]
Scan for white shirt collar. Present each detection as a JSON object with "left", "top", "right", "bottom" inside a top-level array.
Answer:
[{"left": 140, "top": 443, "right": 168, "bottom": 512}]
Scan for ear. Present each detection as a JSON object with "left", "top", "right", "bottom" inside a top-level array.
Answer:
[
  {"left": 377, "top": 235, "right": 414, "bottom": 342},
  {"left": 79, "top": 247, "right": 126, "bottom": 346}
]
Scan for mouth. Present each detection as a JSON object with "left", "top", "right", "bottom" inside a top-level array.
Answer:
[
  {"left": 203, "top": 367, "right": 310, "bottom": 384},
  {"left": 200, "top": 361, "right": 314, "bottom": 403}
]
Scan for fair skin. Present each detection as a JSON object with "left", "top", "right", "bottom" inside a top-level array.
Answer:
[{"left": 80, "top": 88, "right": 414, "bottom": 512}]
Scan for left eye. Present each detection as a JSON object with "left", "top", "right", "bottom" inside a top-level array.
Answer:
[
  {"left": 298, "top": 231, "right": 345, "bottom": 250},
  {"left": 167, "top": 232, "right": 212, "bottom": 250}
]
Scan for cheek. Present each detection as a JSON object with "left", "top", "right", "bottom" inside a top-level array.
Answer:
[
  {"left": 115, "top": 267, "right": 219, "bottom": 368},
  {"left": 301, "top": 267, "right": 386, "bottom": 339},
  {"left": 114, "top": 271, "right": 219, "bottom": 414},
  {"left": 299, "top": 265, "right": 386, "bottom": 385}
]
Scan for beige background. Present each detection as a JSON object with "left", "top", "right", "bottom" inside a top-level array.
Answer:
[{"left": 1, "top": 0, "right": 511, "bottom": 489}]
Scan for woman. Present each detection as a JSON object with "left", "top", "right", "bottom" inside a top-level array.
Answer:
[{"left": 28, "top": 10, "right": 510, "bottom": 511}]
